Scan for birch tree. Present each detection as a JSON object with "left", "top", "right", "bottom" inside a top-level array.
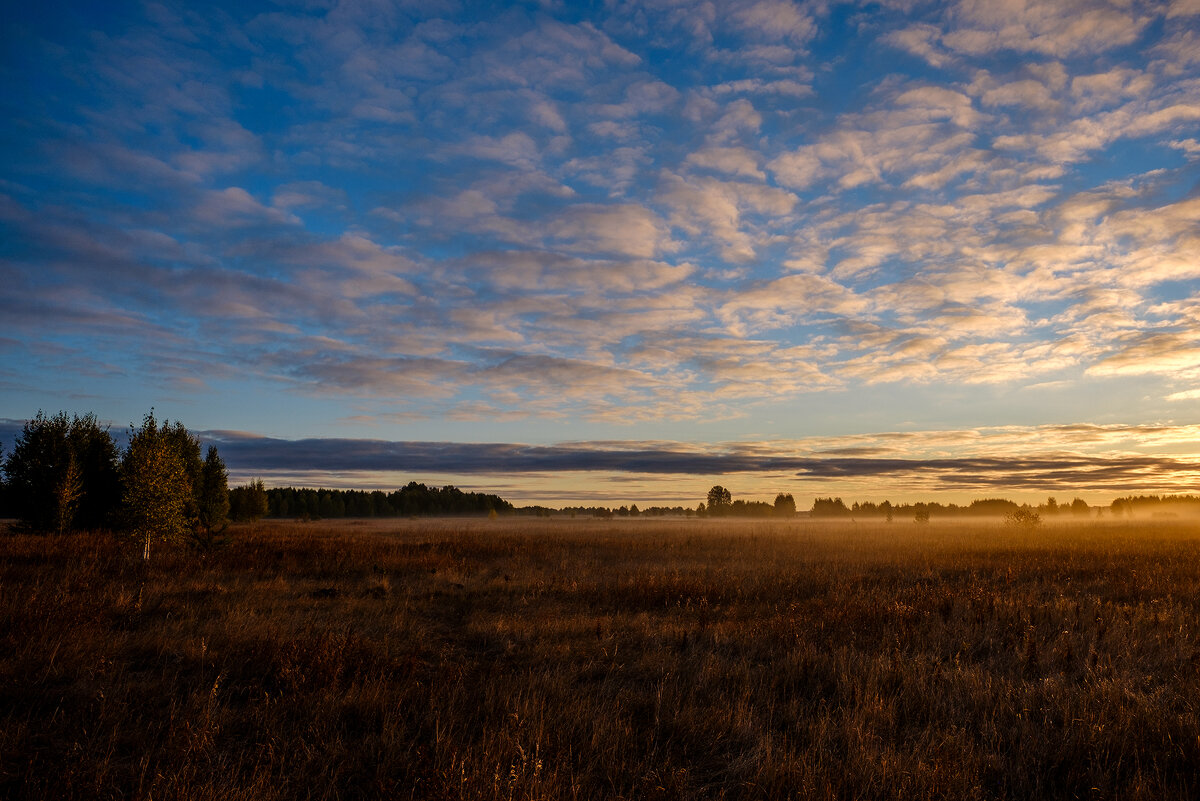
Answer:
[{"left": 121, "top": 411, "right": 191, "bottom": 561}]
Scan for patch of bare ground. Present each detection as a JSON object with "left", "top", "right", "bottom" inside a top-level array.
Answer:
[{"left": 3, "top": 517, "right": 1200, "bottom": 799}]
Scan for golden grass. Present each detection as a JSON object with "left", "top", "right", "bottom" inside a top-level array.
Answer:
[{"left": 3, "top": 517, "right": 1200, "bottom": 799}]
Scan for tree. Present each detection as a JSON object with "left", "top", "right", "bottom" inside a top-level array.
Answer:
[
  {"left": 230, "top": 479, "right": 269, "bottom": 522},
  {"left": 773, "top": 493, "right": 796, "bottom": 517},
  {"left": 5, "top": 412, "right": 72, "bottom": 532},
  {"left": 192, "top": 446, "right": 230, "bottom": 549},
  {"left": 162, "top": 420, "right": 203, "bottom": 526},
  {"left": 68, "top": 413, "right": 120, "bottom": 530},
  {"left": 3, "top": 411, "right": 119, "bottom": 533},
  {"left": 706, "top": 486, "right": 732, "bottom": 515},
  {"left": 121, "top": 411, "right": 192, "bottom": 561},
  {"left": 52, "top": 454, "right": 83, "bottom": 536},
  {"left": 811, "top": 497, "right": 850, "bottom": 517}
]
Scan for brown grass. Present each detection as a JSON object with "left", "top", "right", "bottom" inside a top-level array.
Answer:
[{"left": 3, "top": 517, "right": 1200, "bottom": 799}]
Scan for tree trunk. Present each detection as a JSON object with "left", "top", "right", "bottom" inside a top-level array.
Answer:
[{"left": 143, "top": 533, "right": 151, "bottom": 562}]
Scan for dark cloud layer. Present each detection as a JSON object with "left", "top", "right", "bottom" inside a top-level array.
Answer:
[
  {"left": 4, "top": 419, "right": 1196, "bottom": 495},
  {"left": 202, "top": 431, "right": 1200, "bottom": 492}
]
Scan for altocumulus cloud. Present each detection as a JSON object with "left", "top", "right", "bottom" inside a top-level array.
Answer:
[{"left": 2, "top": 0, "right": 1200, "bottom": 499}]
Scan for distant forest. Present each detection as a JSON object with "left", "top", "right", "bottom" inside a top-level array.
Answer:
[
  {"left": 253, "top": 487, "right": 1200, "bottom": 521},
  {"left": 267, "top": 483, "right": 512, "bottom": 519}
]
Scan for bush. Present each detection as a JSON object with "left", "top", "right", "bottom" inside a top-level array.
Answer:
[{"left": 1005, "top": 508, "right": 1042, "bottom": 528}]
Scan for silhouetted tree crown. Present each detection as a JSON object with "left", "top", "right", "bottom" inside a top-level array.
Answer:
[
  {"left": 230, "top": 479, "right": 269, "bottom": 522},
  {"left": 3, "top": 411, "right": 119, "bottom": 533},
  {"left": 706, "top": 486, "right": 732, "bottom": 515},
  {"left": 193, "top": 446, "right": 231, "bottom": 548},
  {"left": 811, "top": 497, "right": 851, "bottom": 517}
]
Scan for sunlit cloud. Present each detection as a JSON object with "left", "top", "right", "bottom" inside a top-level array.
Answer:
[{"left": 3, "top": 0, "right": 1199, "bottom": 503}]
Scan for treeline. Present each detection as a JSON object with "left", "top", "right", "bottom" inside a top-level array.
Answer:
[
  {"left": 0, "top": 410, "right": 269, "bottom": 559},
  {"left": 1110, "top": 495, "right": 1200, "bottom": 517},
  {"left": 266, "top": 482, "right": 513, "bottom": 519},
  {"left": 547, "top": 505, "right": 696, "bottom": 519},
  {"left": 698, "top": 486, "right": 796, "bottom": 518},
  {"left": 809, "top": 497, "right": 1103, "bottom": 519}
]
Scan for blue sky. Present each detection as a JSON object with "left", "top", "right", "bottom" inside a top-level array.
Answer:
[{"left": 3, "top": 0, "right": 1200, "bottom": 506}]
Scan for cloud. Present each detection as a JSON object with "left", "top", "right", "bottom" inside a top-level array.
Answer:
[
  {"left": 685, "top": 146, "right": 765, "bottom": 179},
  {"left": 730, "top": 0, "right": 815, "bottom": 44},
  {"left": 545, "top": 203, "right": 675, "bottom": 258},
  {"left": 717, "top": 273, "right": 868, "bottom": 335},
  {"left": 1086, "top": 333, "right": 1200, "bottom": 377},
  {"left": 193, "top": 187, "right": 299, "bottom": 227},
  {"left": 6, "top": 0, "right": 1200, "bottom": 458},
  {"left": 192, "top": 428, "right": 1200, "bottom": 494},
  {"left": 710, "top": 78, "right": 812, "bottom": 97},
  {"left": 657, "top": 173, "right": 795, "bottom": 261},
  {"left": 943, "top": 0, "right": 1150, "bottom": 57},
  {"left": 457, "top": 132, "right": 542, "bottom": 170},
  {"left": 885, "top": 24, "right": 952, "bottom": 68},
  {"left": 468, "top": 251, "right": 694, "bottom": 295}
]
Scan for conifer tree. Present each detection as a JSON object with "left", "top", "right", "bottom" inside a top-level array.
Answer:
[
  {"left": 193, "top": 446, "right": 230, "bottom": 549},
  {"left": 4, "top": 411, "right": 118, "bottom": 533}
]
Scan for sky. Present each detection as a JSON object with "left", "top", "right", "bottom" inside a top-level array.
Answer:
[{"left": 2, "top": 0, "right": 1200, "bottom": 508}]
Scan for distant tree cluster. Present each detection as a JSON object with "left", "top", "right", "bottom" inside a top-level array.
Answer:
[
  {"left": 230, "top": 479, "right": 269, "bottom": 522},
  {"left": 517, "top": 505, "right": 698, "bottom": 518},
  {"left": 696, "top": 486, "right": 795, "bottom": 518},
  {"left": 811, "top": 496, "right": 1062, "bottom": 522},
  {"left": 266, "top": 481, "right": 513, "bottom": 519},
  {"left": 2, "top": 412, "right": 120, "bottom": 535},
  {"left": 1, "top": 410, "right": 241, "bottom": 560},
  {"left": 1109, "top": 495, "right": 1200, "bottom": 518}
]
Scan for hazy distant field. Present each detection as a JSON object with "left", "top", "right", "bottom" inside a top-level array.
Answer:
[{"left": 4, "top": 517, "right": 1200, "bottom": 799}]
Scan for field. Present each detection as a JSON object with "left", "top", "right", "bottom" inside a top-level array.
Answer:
[{"left": 3, "top": 516, "right": 1200, "bottom": 800}]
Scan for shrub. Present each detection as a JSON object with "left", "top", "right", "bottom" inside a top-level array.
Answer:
[{"left": 1005, "top": 508, "right": 1042, "bottom": 528}]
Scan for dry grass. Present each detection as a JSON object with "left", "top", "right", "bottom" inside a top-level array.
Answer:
[{"left": 3, "top": 516, "right": 1200, "bottom": 799}]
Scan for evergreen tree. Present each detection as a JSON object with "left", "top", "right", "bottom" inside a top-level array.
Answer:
[
  {"left": 230, "top": 479, "right": 269, "bottom": 522},
  {"left": 162, "top": 420, "right": 203, "bottom": 529},
  {"left": 193, "top": 446, "right": 230, "bottom": 549},
  {"left": 5, "top": 411, "right": 72, "bottom": 532},
  {"left": 67, "top": 413, "right": 120, "bottom": 530},
  {"left": 4, "top": 411, "right": 119, "bottom": 533}
]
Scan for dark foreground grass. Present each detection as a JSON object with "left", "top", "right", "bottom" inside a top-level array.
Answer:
[{"left": 3, "top": 517, "right": 1200, "bottom": 799}]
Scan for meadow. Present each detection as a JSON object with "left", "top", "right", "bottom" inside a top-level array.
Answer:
[{"left": 3, "top": 516, "right": 1200, "bottom": 799}]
